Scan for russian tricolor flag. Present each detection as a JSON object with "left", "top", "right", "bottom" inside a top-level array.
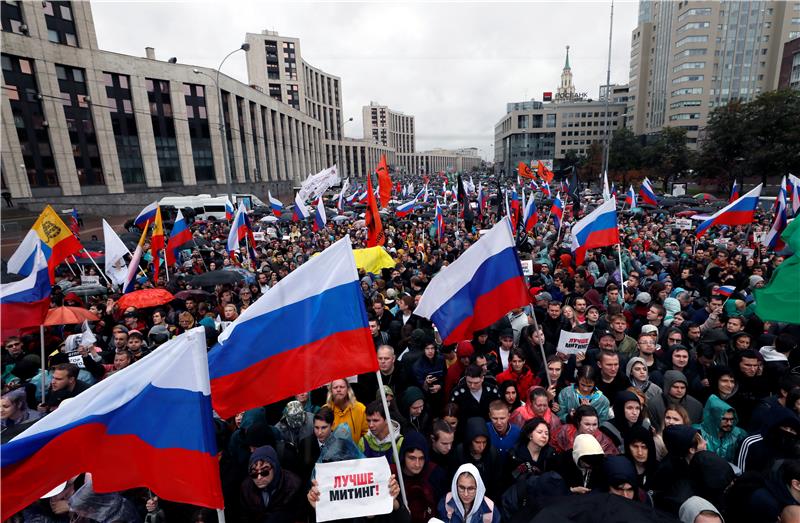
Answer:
[
  {"left": 434, "top": 200, "right": 444, "bottom": 241},
  {"left": 225, "top": 199, "right": 235, "bottom": 221},
  {"left": 762, "top": 180, "right": 788, "bottom": 250},
  {"left": 166, "top": 210, "right": 192, "bottom": 267},
  {"left": 551, "top": 193, "right": 564, "bottom": 230},
  {"left": 0, "top": 328, "right": 224, "bottom": 519},
  {"left": 227, "top": 203, "right": 256, "bottom": 260},
  {"left": 415, "top": 218, "right": 529, "bottom": 345},
  {"left": 639, "top": 178, "right": 658, "bottom": 206},
  {"left": 717, "top": 285, "right": 736, "bottom": 298},
  {"left": 729, "top": 180, "right": 740, "bottom": 204},
  {"left": 396, "top": 198, "right": 418, "bottom": 218},
  {"left": 625, "top": 185, "right": 637, "bottom": 208},
  {"left": 696, "top": 184, "right": 762, "bottom": 238},
  {"left": 571, "top": 197, "right": 620, "bottom": 265},
  {"left": 292, "top": 193, "right": 311, "bottom": 222},
  {"left": 268, "top": 191, "right": 284, "bottom": 217},
  {"left": 542, "top": 182, "right": 551, "bottom": 198},
  {"left": 523, "top": 193, "right": 538, "bottom": 232},
  {"left": 0, "top": 244, "right": 50, "bottom": 330},
  {"left": 313, "top": 197, "right": 327, "bottom": 232},
  {"left": 207, "top": 237, "right": 377, "bottom": 418},
  {"left": 134, "top": 201, "right": 158, "bottom": 229}
]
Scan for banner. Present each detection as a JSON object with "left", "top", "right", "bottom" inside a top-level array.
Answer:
[
  {"left": 555, "top": 330, "right": 593, "bottom": 355},
  {"left": 299, "top": 166, "right": 340, "bottom": 202},
  {"left": 314, "top": 458, "right": 392, "bottom": 522}
]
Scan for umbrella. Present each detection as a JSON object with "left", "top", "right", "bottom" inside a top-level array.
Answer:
[
  {"left": 260, "top": 215, "right": 279, "bottom": 223},
  {"left": 66, "top": 284, "right": 109, "bottom": 298},
  {"left": 116, "top": 288, "right": 175, "bottom": 310},
  {"left": 188, "top": 270, "right": 245, "bottom": 286},
  {"left": 174, "top": 289, "right": 212, "bottom": 301},
  {"left": 332, "top": 215, "right": 350, "bottom": 223},
  {"left": 226, "top": 267, "right": 256, "bottom": 284},
  {"left": 353, "top": 219, "right": 366, "bottom": 228},
  {"left": 531, "top": 493, "right": 678, "bottom": 523},
  {"left": 693, "top": 193, "right": 718, "bottom": 201},
  {"left": 44, "top": 306, "right": 100, "bottom": 326}
]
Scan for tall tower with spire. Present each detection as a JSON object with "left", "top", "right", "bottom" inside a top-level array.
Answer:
[{"left": 555, "top": 45, "right": 577, "bottom": 102}]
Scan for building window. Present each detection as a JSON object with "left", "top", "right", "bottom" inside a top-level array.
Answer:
[
  {"left": 286, "top": 84, "right": 299, "bottom": 110},
  {"left": 790, "top": 53, "right": 800, "bottom": 89},
  {"left": 670, "top": 99, "right": 702, "bottom": 109},
  {"left": 517, "top": 115, "right": 528, "bottom": 129},
  {"left": 677, "top": 7, "right": 712, "bottom": 22},
  {"left": 146, "top": 77, "right": 181, "bottom": 183},
  {"left": 55, "top": 63, "right": 104, "bottom": 186},
  {"left": 104, "top": 72, "right": 144, "bottom": 184},
  {"left": 43, "top": 1, "right": 78, "bottom": 46},
  {"left": 669, "top": 113, "right": 701, "bottom": 121},
  {"left": 676, "top": 35, "right": 709, "bottom": 47},
  {"left": 184, "top": 82, "right": 215, "bottom": 182},
  {"left": 673, "top": 61, "right": 705, "bottom": 72},
  {"left": 2, "top": 53, "right": 59, "bottom": 188},
  {"left": 677, "top": 21, "right": 711, "bottom": 32},
  {"left": 672, "top": 75, "right": 704, "bottom": 84},
  {"left": 221, "top": 91, "right": 237, "bottom": 180},
  {"left": 1, "top": 1, "right": 26, "bottom": 35},
  {"left": 268, "top": 83, "right": 281, "bottom": 101}
]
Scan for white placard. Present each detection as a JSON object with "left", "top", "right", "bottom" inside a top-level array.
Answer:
[
  {"left": 314, "top": 457, "right": 392, "bottom": 523},
  {"left": 555, "top": 330, "right": 593, "bottom": 355},
  {"left": 674, "top": 218, "right": 693, "bottom": 230},
  {"left": 713, "top": 238, "right": 729, "bottom": 248},
  {"left": 80, "top": 275, "right": 100, "bottom": 285},
  {"left": 521, "top": 260, "right": 533, "bottom": 276},
  {"left": 252, "top": 232, "right": 266, "bottom": 242}
]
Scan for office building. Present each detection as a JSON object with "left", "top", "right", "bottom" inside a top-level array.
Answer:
[
  {"left": 362, "top": 101, "right": 415, "bottom": 154},
  {"left": 626, "top": 0, "right": 800, "bottom": 144}
]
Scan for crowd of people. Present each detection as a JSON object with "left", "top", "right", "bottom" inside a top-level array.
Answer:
[{"left": 1, "top": 171, "right": 799, "bottom": 523}]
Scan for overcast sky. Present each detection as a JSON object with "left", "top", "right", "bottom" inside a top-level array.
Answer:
[{"left": 91, "top": 0, "right": 638, "bottom": 159}]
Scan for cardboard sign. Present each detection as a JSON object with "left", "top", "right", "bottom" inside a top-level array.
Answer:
[
  {"left": 520, "top": 260, "right": 533, "bottom": 276},
  {"left": 555, "top": 330, "right": 593, "bottom": 355},
  {"left": 314, "top": 457, "right": 392, "bottom": 522},
  {"left": 80, "top": 275, "right": 100, "bottom": 285},
  {"left": 252, "top": 232, "right": 266, "bottom": 242},
  {"left": 674, "top": 218, "right": 693, "bottom": 230}
]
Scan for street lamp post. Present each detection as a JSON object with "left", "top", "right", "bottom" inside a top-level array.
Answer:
[{"left": 193, "top": 42, "right": 250, "bottom": 204}]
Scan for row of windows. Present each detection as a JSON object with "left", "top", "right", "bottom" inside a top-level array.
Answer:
[
  {"left": 669, "top": 99, "right": 702, "bottom": 109},
  {"left": 672, "top": 61, "right": 705, "bottom": 72},
  {"left": 674, "top": 48, "right": 707, "bottom": 60},
  {"left": 672, "top": 74, "right": 704, "bottom": 84},
  {"left": 669, "top": 113, "right": 701, "bottom": 121},
  {"left": 676, "top": 35, "right": 708, "bottom": 47},
  {"left": 671, "top": 87, "right": 703, "bottom": 96},
  {"left": 677, "top": 7, "right": 712, "bottom": 23},
  {"left": 677, "top": 21, "right": 710, "bottom": 33}
]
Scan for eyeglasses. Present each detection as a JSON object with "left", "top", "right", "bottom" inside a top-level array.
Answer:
[
  {"left": 249, "top": 466, "right": 272, "bottom": 478},
  {"left": 457, "top": 485, "right": 477, "bottom": 493}
]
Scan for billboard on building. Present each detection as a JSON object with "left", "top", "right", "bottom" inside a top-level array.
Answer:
[{"left": 543, "top": 92, "right": 553, "bottom": 102}]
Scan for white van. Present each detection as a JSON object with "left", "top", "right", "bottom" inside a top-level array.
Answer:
[
  {"left": 159, "top": 195, "right": 230, "bottom": 221},
  {"left": 216, "top": 193, "right": 267, "bottom": 210}
]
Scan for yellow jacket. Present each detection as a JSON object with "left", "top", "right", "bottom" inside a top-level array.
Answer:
[{"left": 329, "top": 401, "right": 368, "bottom": 442}]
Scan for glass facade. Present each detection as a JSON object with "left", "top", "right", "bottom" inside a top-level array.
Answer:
[
  {"left": 104, "top": 72, "right": 145, "bottom": 185},
  {"left": 220, "top": 90, "right": 237, "bottom": 180},
  {"left": 1, "top": 1, "right": 26, "bottom": 35},
  {"left": 184, "top": 82, "right": 215, "bottom": 182},
  {"left": 146, "top": 77, "right": 181, "bottom": 183},
  {"left": 235, "top": 96, "right": 250, "bottom": 181},
  {"left": 44, "top": 1, "right": 78, "bottom": 47}
]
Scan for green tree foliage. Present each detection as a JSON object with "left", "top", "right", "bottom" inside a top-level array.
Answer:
[
  {"left": 642, "top": 127, "right": 691, "bottom": 192},
  {"left": 608, "top": 127, "right": 643, "bottom": 186}
]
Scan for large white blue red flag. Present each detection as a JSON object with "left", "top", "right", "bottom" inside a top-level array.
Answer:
[
  {"left": 639, "top": 178, "right": 659, "bottom": 206},
  {"left": 268, "top": 191, "right": 284, "bottom": 217},
  {"left": 550, "top": 192, "right": 564, "bottom": 230},
  {"left": 762, "top": 179, "right": 788, "bottom": 250},
  {"left": 0, "top": 327, "right": 224, "bottom": 519},
  {"left": 571, "top": 196, "right": 620, "bottom": 265},
  {"left": 415, "top": 218, "right": 529, "bottom": 345},
  {"left": 0, "top": 244, "right": 50, "bottom": 330},
  {"left": 292, "top": 193, "right": 312, "bottom": 222},
  {"left": 134, "top": 201, "right": 158, "bottom": 229},
  {"left": 313, "top": 197, "right": 327, "bottom": 232},
  {"left": 523, "top": 191, "right": 538, "bottom": 232},
  {"left": 396, "top": 198, "right": 418, "bottom": 218},
  {"left": 207, "top": 237, "right": 378, "bottom": 418},
  {"left": 696, "top": 184, "right": 762, "bottom": 238}
]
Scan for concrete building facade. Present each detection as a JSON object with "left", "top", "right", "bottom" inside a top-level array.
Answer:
[
  {"left": 362, "top": 101, "right": 415, "bottom": 154},
  {"left": 626, "top": 0, "right": 800, "bottom": 144},
  {"left": 397, "top": 148, "right": 481, "bottom": 175}
]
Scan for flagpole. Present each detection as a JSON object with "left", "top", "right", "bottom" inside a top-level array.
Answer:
[
  {"left": 39, "top": 325, "right": 46, "bottom": 404},
  {"left": 375, "top": 371, "right": 409, "bottom": 510},
  {"left": 527, "top": 304, "right": 551, "bottom": 389},
  {"left": 82, "top": 248, "right": 112, "bottom": 287},
  {"left": 216, "top": 509, "right": 226, "bottom": 523}
]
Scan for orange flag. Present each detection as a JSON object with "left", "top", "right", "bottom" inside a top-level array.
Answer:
[
  {"left": 365, "top": 173, "right": 385, "bottom": 247},
  {"left": 518, "top": 162, "right": 535, "bottom": 180},
  {"left": 151, "top": 206, "right": 165, "bottom": 283},
  {"left": 537, "top": 161, "right": 554, "bottom": 183},
  {"left": 376, "top": 154, "right": 392, "bottom": 209}
]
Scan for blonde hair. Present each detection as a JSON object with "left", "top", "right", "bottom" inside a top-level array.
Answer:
[{"left": 326, "top": 379, "right": 356, "bottom": 406}]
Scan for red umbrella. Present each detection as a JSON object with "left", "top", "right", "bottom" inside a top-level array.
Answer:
[
  {"left": 116, "top": 288, "right": 175, "bottom": 310},
  {"left": 44, "top": 306, "right": 100, "bottom": 326}
]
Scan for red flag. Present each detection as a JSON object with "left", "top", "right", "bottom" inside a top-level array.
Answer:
[
  {"left": 376, "top": 154, "right": 391, "bottom": 209},
  {"left": 537, "top": 161, "right": 554, "bottom": 183},
  {"left": 365, "top": 174, "right": 385, "bottom": 247},
  {"left": 518, "top": 162, "right": 535, "bottom": 180},
  {"left": 151, "top": 206, "right": 165, "bottom": 283}
]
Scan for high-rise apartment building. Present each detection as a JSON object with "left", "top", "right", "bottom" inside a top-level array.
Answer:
[
  {"left": 627, "top": 0, "right": 800, "bottom": 144},
  {"left": 362, "top": 102, "right": 415, "bottom": 154}
]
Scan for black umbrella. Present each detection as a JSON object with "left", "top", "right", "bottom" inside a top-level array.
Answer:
[
  {"left": 81, "top": 240, "right": 105, "bottom": 251},
  {"left": 530, "top": 493, "right": 679, "bottom": 523},
  {"left": 189, "top": 270, "right": 244, "bottom": 287},
  {"left": 67, "top": 284, "right": 109, "bottom": 297},
  {"left": 175, "top": 289, "right": 213, "bottom": 300}
]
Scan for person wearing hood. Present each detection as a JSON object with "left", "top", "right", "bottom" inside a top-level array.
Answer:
[
  {"left": 652, "top": 425, "right": 707, "bottom": 513},
  {"left": 647, "top": 370, "right": 703, "bottom": 433},
  {"left": 556, "top": 365, "right": 611, "bottom": 423},
  {"left": 553, "top": 404, "right": 618, "bottom": 455},
  {"left": 438, "top": 463, "right": 500, "bottom": 523},
  {"left": 451, "top": 417, "right": 503, "bottom": 499},
  {"left": 358, "top": 400, "right": 403, "bottom": 463},
  {"left": 604, "top": 455, "right": 642, "bottom": 502},
  {"left": 761, "top": 333, "right": 797, "bottom": 386},
  {"left": 746, "top": 459, "right": 800, "bottom": 523},
  {"left": 275, "top": 400, "right": 314, "bottom": 448},
  {"left": 693, "top": 394, "right": 747, "bottom": 462},
  {"left": 663, "top": 297, "right": 682, "bottom": 327},
  {"left": 624, "top": 424, "right": 658, "bottom": 492},
  {"left": 400, "top": 386, "right": 431, "bottom": 434},
  {"left": 240, "top": 445, "right": 303, "bottom": 523},
  {"left": 555, "top": 433, "right": 608, "bottom": 495},
  {"left": 678, "top": 496, "right": 724, "bottom": 523},
  {"left": 600, "top": 390, "right": 647, "bottom": 453},
  {"left": 627, "top": 356, "right": 663, "bottom": 404},
  {"left": 737, "top": 406, "right": 800, "bottom": 475},
  {"left": 392, "top": 431, "right": 447, "bottom": 523}
]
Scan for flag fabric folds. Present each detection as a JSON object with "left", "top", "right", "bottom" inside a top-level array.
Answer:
[
  {"left": 6, "top": 229, "right": 41, "bottom": 277},
  {"left": 602, "top": 172, "right": 611, "bottom": 201},
  {"left": 415, "top": 218, "right": 529, "bottom": 345},
  {"left": 207, "top": 237, "right": 378, "bottom": 418},
  {"left": 103, "top": 219, "right": 130, "bottom": 287},
  {"left": 639, "top": 178, "right": 658, "bottom": 206},
  {"left": 31, "top": 205, "right": 84, "bottom": 282},
  {"left": 517, "top": 162, "right": 535, "bottom": 180},
  {"left": 0, "top": 327, "right": 224, "bottom": 519},
  {"left": 762, "top": 178, "right": 788, "bottom": 250},
  {"left": 729, "top": 180, "right": 740, "bottom": 203},
  {"left": 551, "top": 193, "right": 564, "bottom": 230},
  {"left": 313, "top": 197, "right": 327, "bottom": 232},
  {"left": 696, "top": 184, "right": 763, "bottom": 238},
  {"left": 134, "top": 202, "right": 158, "bottom": 229},
  {"left": 292, "top": 194, "right": 311, "bottom": 222},
  {"left": 754, "top": 222, "right": 800, "bottom": 323},
  {"left": 717, "top": 285, "right": 736, "bottom": 298},
  {"left": 166, "top": 210, "right": 192, "bottom": 267},
  {"left": 625, "top": 185, "right": 637, "bottom": 208},
  {"left": 434, "top": 200, "right": 444, "bottom": 242},
  {"left": 352, "top": 246, "right": 397, "bottom": 275},
  {"left": 523, "top": 192, "right": 538, "bottom": 232},
  {"left": 395, "top": 198, "right": 418, "bottom": 218},
  {"left": 227, "top": 203, "right": 256, "bottom": 260},
  {"left": 268, "top": 191, "right": 284, "bottom": 217},
  {"left": 365, "top": 174, "right": 385, "bottom": 247},
  {"left": 537, "top": 161, "right": 554, "bottom": 183},
  {"left": 123, "top": 224, "right": 148, "bottom": 294},
  {"left": 788, "top": 174, "right": 800, "bottom": 216},
  {"left": 151, "top": 207, "right": 165, "bottom": 281},
  {"left": 571, "top": 196, "right": 620, "bottom": 265},
  {"left": 225, "top": 199, "right": 235, "bottom": 221},
  {"left": 376, "top": 154, "right": 392, "bottom": 209},
  {"left": 0, "top": 244, "right": 51, "bottom": 330}
]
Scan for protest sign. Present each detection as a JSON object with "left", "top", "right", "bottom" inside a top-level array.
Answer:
[
  {"left": 674, "top": 218, "right": 693, "bottom": 230},
  {"left": 80, "top": 275, "right": 100, "bottom": 285},
  {"left": 520, "top": 260, "right": 533, "bottom": 276},
  {"left": 252, "top": 231, "right": 266, "bottom": 242},
  {"left": 555, "top": 330, "right": 593, "bottom": 355},
  {"left": 315, "top": 457, "right": 392, "bottom": 522}
]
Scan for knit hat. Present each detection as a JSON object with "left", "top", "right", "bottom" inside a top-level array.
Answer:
[
  {"left": 248, "top": 445, "right": 282, "bottom": 486},
  {"left": 626, "top": 356, "right": 647, "bottom": 379},
  {"left": 748, "top": 275, "right": 764, "bottom": 289},
  {"left": 456, "top": 340, "right": 475, "bottom": 358},
  {"left": 604, "top": 455, "right": 638, "bottom": 488},
  {"left": 636, "top": 292, "right": 652, "bottom": 304}
]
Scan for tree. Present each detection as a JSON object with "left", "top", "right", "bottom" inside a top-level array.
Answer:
[
  {"left": 643, "top": 127, "right": 690, "bottom": 192},
  {"left": 694, "top": 99, "right": 748, "bottom": 188},
  {"left": 608, "top": 127, "right": 643, "bottom": 187},
  {"left": 579, "top": 143, "right": 603, "bottom": 185}
]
